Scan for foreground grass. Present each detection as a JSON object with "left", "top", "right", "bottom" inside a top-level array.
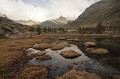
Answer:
[{"left": 0, "top": 33, "right": 119, "bottom": 79}]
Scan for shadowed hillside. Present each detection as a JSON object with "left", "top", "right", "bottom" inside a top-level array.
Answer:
[
  {"left": 66, "top": 0, "right": 120, "bottom": 29},
  {"left": 0, "top": 16, "right": 29, "bottom": 38}
]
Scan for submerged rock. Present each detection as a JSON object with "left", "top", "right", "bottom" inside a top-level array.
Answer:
[
  {"left": 56, "top": 70, "right": 101, "bottom": 79},
  {"left": 84, "top": 42, "right": 96, "bottom": 47},
  {"left": 33, "top": 43, "right": 53, "bottom": 50},
  {"left": 60, "top": 50, "right": 81, "bottom": 59},
  {"left": 86, "top": 48, "right": 109, "bottom": 55}
]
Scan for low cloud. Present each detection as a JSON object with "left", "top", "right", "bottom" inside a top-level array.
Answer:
[{"left": 0, "top": 0, "right": 100, "bottom": 21}]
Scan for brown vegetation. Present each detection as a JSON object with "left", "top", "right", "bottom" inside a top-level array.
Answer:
[
  {"left": 0, "top": 33, "right": 119, "bottom": 79},
  {"left": 86, "top": 48, "right": 109, "bottom": 55},
  {"left": 56, "top": 70, "right": 102, "bottom": 79},
  {"left": 33, "top": 43, "right": 53, "bottom": 50},
  {"left": 84, "top": 42, "right": 96, "bottom": 47},
  {"left": 0, "top": 35, "right": 45, "bottom": 78},
  {"left": 36, "top": 55, "right": 52, "bottom": 61},
  {"left": 51, "top": 42, "right": 70, "bottom": 50},
  {"left": 15, "top": 65, "right": 48, "bottom": 79},
  {"left": 60, "top": 50, "right": 81, "bottom": 59}
]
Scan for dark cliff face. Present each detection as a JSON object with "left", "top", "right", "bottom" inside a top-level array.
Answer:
[
  {"left": 66, "top": 0, "right": 120, "bottom": 29},
  {"left": 0, "top": 17, "right": 28, "bottom": 33}
]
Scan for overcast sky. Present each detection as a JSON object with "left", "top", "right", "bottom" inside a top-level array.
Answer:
[{"left": 0, "top": 0, "right": 100, "bottom": 21}]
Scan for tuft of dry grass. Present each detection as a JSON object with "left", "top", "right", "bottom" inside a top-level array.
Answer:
[
  {"left": 84, "top": 42, "right": 96, "bottom": 47},
  {"left": 0, "top": 33, "right": 119, "bottom": 79},
  {"left": 56, "top": 70, "right": 102, "bottom": 79},
  {"left": 86, "top": 48, "right": 109, "bottom": 55},
  {"left": 15, "top": 65, "right": 48, "bottom": 79},
  {"left": 0, "top": 36, "right": 45, "bottom": 74},
  {"left": 51, "top": 42, "right": 70, "bottom": 50},
  {"left": 33, "top": 43, "right": 53, "bottom": 50},
  {"left": 36, "top": 55, "right": 52, "bottom": 61},
  {"left": 60, "top": 50, "right": 81, "bottom": 59}
]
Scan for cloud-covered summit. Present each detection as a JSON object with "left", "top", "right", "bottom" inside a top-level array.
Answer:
[{"left": 0, "top": 0, "right": 100, "bottom": 21}]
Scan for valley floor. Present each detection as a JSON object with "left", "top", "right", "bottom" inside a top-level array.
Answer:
[{"left": 0, "top": 33, "right": 120, "bottom": 79}]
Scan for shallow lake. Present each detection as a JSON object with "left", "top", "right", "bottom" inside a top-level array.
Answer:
[{"left": 29, "top": 45, "right": 120, "bottom": 78}]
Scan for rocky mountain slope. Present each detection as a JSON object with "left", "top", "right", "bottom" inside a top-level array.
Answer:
[
  {"left": 0, "top": 13, "right": 28, "bottom": 37},
  {"left": 66, "top": 0, "right": 120, "bottom": 29},
  {"left": 0, "top": 13, "right": 8, "bottom": 19},
  {"left": 39, "top": 16, "right": 69, "bottom": 28}
]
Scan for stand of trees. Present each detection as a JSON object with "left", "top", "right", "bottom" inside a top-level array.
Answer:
[
  {"left": 77, "top": 27, "right": 85, "bottom": 34},
  {"left": 35, "top": 26, "right": 67, "bottom": 35},
  {"left": 29, "top": 20, "right": 120, "bottom": 35},
  {"left": 95, "top": 21, "right": 105, "bottom": 34},
  {"left": 109, "top": 19, "right": 120, "bottom": 34},
  {"left": 77, "top": 21, "right": 120, "bottom": 34}
]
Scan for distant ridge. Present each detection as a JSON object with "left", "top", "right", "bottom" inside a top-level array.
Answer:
[
  {"left": 14, "top": 20, "right": 40, "bottom": 26},
  {"left": 39, "top": 15, "right": 69, "bottom": 28}
]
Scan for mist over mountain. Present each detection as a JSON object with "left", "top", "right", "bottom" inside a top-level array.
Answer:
[
  {"left": 0, "top": 0, "right": 100, "bottom": 21},
  {"left": 39, "top": 16, "right": 69, "bottom": 28},
  {"left": 14, "top": 20, "right": 40, "bottom": 26},
  {"left": 0, "top": 13, "right": 8, "bottom": 19}
]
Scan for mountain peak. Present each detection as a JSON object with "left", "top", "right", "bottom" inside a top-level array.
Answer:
[
  {"left": 0, "top": 13, "right": 8, "bottom": 19},
  {"left": 58, "top": 15, "right": 67, "bottom": 20}
]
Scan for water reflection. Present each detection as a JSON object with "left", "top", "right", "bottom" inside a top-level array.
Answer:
[
  {"left": 95, "top": 37, "right": 120, "bottom": 44},
  {"left": 29, "top": 45, "right": 119, "bottom": 78}
]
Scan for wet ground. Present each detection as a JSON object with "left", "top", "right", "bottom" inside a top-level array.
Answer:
[
  {"left": 29, "top": 36, "right": 120, "bottom": 79},
  {"left": 1, "top": 34, "right": 120, "bottom": 79}
]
